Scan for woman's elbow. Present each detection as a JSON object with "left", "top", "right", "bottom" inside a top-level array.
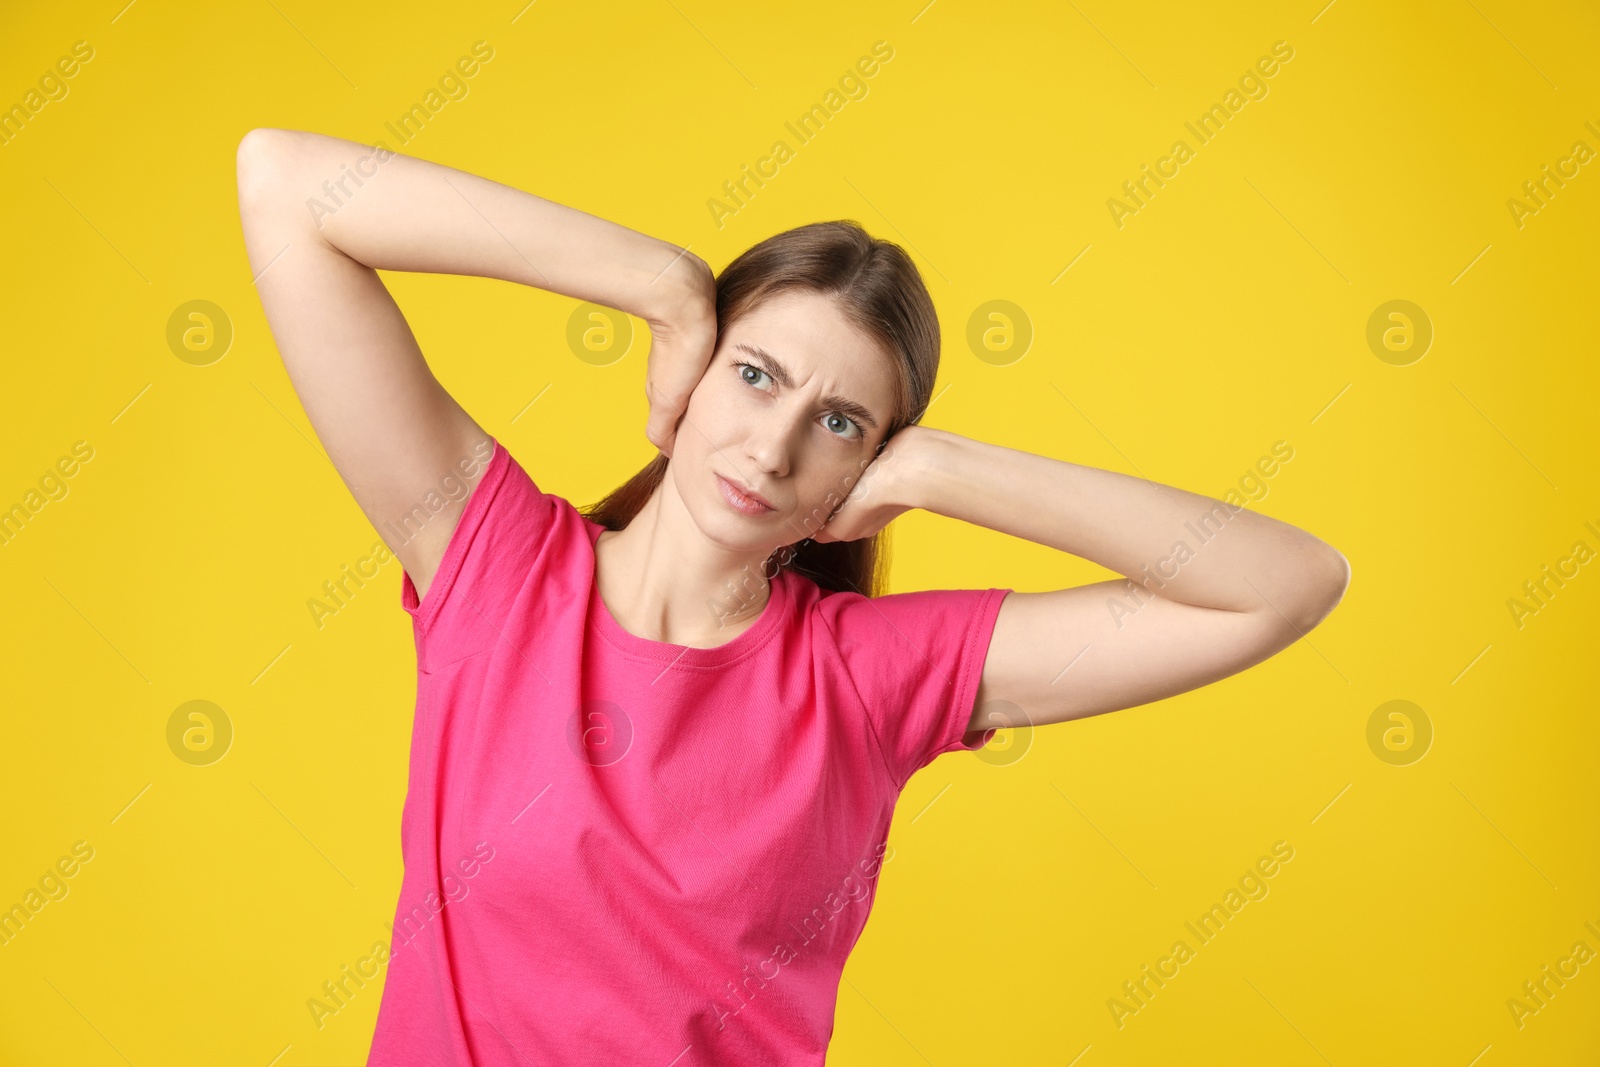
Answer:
[
  {"left": 235, "top": 127, "right": 300, "bottom": 209},
  {"left": 1290, "top": 544, "right": 1351, "bottom": 633}
]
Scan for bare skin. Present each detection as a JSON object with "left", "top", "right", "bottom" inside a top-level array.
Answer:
[
  {"left": 236, "top": 127, "right": 1351, "bottom": 735},
  {"left": 596, "top": 287, "right": 903, "bottom": 648}
]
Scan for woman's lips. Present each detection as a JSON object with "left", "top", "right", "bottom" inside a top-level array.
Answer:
[{"left": 717, "top": 474, "right": 774, "bottom": 516}]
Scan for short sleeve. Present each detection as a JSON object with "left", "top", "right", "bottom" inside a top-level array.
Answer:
[
  {"left": 399, "top": 436, "right": 559, "bottom": 641},
  {"left": 821, "top": 586, "right": 1012, "bottom": 790}
]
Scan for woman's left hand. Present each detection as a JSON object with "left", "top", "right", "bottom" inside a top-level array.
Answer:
[{"left": 811, "top": 427, "right": 929, "bottom": 543}]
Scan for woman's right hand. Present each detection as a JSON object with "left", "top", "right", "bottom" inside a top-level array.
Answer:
[{"left": 642, "top": 251, "right": 719, "bottom": 459}]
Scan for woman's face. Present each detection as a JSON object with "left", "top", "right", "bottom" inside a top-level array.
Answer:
[{"left": 669, "top": 288, "right": 900, "bottom": 554}]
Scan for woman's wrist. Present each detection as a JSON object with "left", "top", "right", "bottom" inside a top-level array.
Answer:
[
  {"left": 635, "top": 245, "right": 716, "bottom": 331},
  {"left": 877, "top": 424, "right": 957, "bottom": 512}
]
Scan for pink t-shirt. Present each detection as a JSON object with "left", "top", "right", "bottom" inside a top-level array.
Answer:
[{"left": 367, "top": 436, "right": 1010, "bottom": 1066}]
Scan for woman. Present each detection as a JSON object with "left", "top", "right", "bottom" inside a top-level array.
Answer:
[{"left": 236, "top": 129, "right": 1348, "bottom": 1065}]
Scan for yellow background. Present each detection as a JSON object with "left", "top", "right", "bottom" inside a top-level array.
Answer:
[{"left": 2, "top": 0, "right": 1597, "bottom": 1063}]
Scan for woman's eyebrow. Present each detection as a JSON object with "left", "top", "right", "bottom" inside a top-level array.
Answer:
[{"left": 733, "top": 342, "right": 880, "bottom": 430}]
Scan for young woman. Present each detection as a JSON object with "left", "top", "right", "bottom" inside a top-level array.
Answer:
[{"left": 236, "top": 129, "right": 1349, "bottom": 1066}]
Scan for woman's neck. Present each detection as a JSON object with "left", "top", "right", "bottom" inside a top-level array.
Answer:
[{"left": 592, "top": 490, "right": 775, "bottom": 648}]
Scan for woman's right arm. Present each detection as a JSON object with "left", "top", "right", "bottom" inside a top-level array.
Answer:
[{"left": 234, "top": 128, "right": 714, "bottom": 601}]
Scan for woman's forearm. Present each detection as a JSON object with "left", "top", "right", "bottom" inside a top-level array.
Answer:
[
  {"left": 894, "top": 427, "right": 1349, "bottom": 628},
  {"left": 235, "top": 127, "right": 706, "bottom": 324}
]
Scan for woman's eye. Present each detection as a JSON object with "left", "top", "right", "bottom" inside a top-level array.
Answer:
[
  {"left": 824, "top": 413, "right": 862, "bottom": 439},
  {"left": 738, "top": 362, "right": 860, "bottom": 439}
]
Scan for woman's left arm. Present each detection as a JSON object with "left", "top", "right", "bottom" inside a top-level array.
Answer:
[{"left": 820, "top": 425, "right": 1352, "bottom": 730}]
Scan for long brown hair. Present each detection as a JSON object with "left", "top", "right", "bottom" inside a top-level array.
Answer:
[{"left": 579, "top": 220, "right": 942, "bottom": 598}]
